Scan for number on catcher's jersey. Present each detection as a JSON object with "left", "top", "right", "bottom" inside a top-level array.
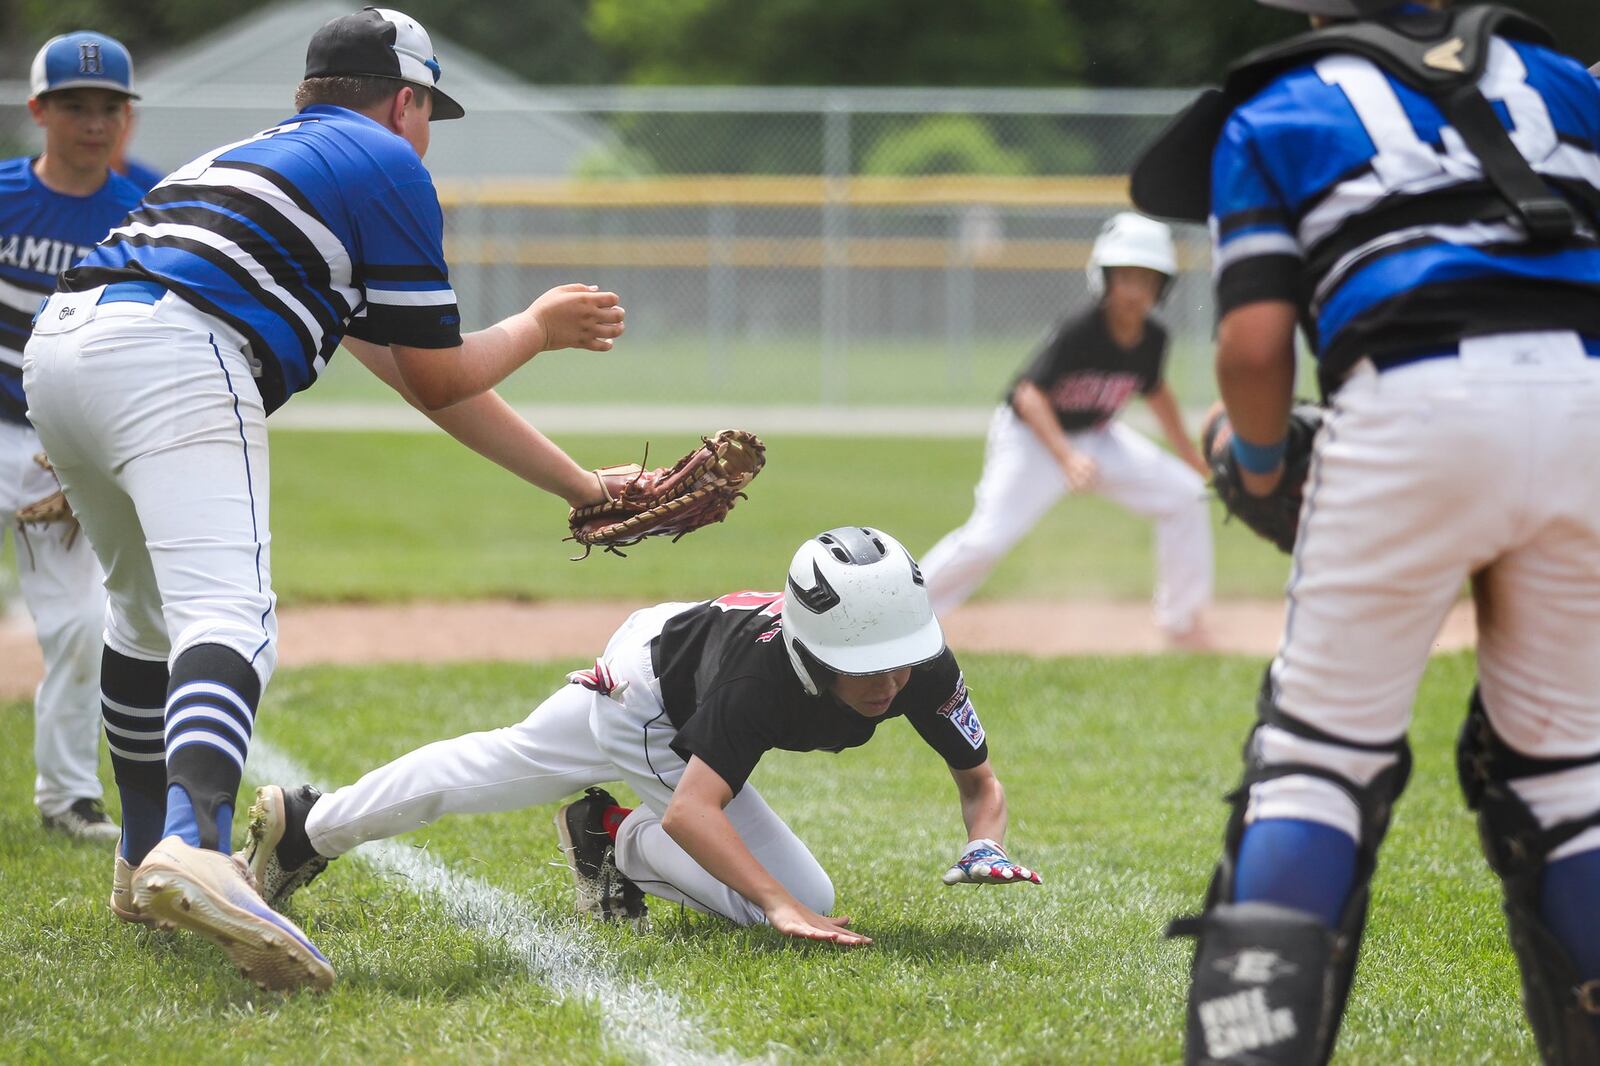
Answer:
[{"left": 1315, "top": 40, "right": 1557, "bottom": 194}]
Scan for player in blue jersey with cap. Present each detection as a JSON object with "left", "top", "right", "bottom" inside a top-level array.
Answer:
[
  {"left": 22, "top": 7, "right": 626, "bottom": 993},
  {"left": 1131, "top": 0, "right": 1600, "bottom": 1061},
  {"left": 1, "top": 31, "right": 143, "bottom": 845}
]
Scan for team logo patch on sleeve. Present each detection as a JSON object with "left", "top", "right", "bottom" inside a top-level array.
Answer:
[
  {"left": 937, "top": 674, "right": 984, "bottom": 749},
  {"left": 949, "top": 699, "right": 984, "bottom": 749}
]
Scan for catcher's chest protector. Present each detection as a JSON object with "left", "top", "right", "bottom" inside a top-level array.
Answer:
[{"left": 1130, "top": 4, "right": 1572, "bottom": 239}]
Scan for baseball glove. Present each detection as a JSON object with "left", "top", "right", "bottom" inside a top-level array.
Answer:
[
  {"left": 17, "top": 452, "right": 75, "bottom": 526},
  {"left": 1201, "top": 404, "right": 1324, "bottom": 553},
  {"left": 567, "top": 429, "right": 766, "bottom": 558},
  {"left": 15, "top": 452, "right": 80, "bottom": 554}
]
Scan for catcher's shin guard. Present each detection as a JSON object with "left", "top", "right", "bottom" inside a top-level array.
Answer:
[
  {"left": 1169, "top": 675, "right": 1411, "bottom": 1064},
  {"left": 1458, "top": 690, "right": 1600, "bottom": 1064},
  {"left": 1176, "top": 902, "right": 1335, "bottom": 1064}
]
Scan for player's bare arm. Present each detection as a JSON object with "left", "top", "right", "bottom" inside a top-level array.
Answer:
[
  {"left": 390, "top": 283, "right": 624, "bottom": 410},
  {"left": 1215, "top": 300, "right": 1297, "bottom": 496},
  {"left": 1012, "top": 379, "right": 1097, "bottom": 489},
  {"left": 663, "top": 756, "right": 872, "bottom": 946},
  {"left": 951, "top": 760, "right": 1007, "bottom": 842},
  {"left": 344, "top": 336, "right": 607, "bottom": 506},
  {"left": 1143, "top": 382, "right": 1208, "bottom": 478}
]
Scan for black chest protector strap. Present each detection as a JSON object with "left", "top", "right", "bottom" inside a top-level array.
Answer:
[{"left": 1130, "top": 5, "right": 1575, "bottom": 243}]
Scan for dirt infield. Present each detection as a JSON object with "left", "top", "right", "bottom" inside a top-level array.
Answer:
[{"left": 0, "top": 598, "right": 1478, "bottom": 701}]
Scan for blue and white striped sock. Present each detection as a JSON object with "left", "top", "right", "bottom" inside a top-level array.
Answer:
[{"left": 162, "top": 644, "right": 260, "bottom": 852}]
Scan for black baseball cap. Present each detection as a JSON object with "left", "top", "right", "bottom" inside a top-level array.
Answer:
[{"left": 305, "top": 7, "right": 463, "bottom": 121}]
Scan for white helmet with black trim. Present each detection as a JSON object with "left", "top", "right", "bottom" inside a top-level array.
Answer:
[
  {"left": 1085, "top": 211, "right": 1178, "bottom": 298},
  {"left": 782, "top": 526, "right": 945, "bottom": 697}
]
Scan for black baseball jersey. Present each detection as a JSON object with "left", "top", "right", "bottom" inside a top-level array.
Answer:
[
  {"left": 651, "top": 591, "right": 989, "bottom": 796},
  {"left": 1009, "top": 307, "right": 1168, "bottom": 433}
]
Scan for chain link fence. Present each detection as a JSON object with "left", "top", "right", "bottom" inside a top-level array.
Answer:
[{"left": 0, "top": 83, "right": 1220, "bottom": 411}]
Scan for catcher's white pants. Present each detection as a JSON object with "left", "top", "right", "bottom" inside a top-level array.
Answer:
[
  {"left": 1248, "top": 331, "right": 1600, "bottom": 860},
  {"left": 1, "top": 419, "right": 107, "bottom": 816},
  {"left": 22, "top": 289, "right": 277, "bottom": 685},
  {"left": 305, "top": 602, "right": 834, "bottom": 926},
  {"left": 920, "top": 404, "right": 1213, "bottom": 633}
]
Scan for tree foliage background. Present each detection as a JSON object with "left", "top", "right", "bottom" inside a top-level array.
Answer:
[
  {"left": 3, "top": 1, "right": 1593, "bottom": 175},
  {"left": 4, "top": 0, "right": 1593, "bottom": 88}
]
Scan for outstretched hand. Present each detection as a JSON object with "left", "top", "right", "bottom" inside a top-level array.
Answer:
[
  {"left": 765, "top": 900, "right": 874, "bottom": 947},
  {"left": 942, "top": 839, "right": 1042, "bottom": 886},
  {"left": 531, "top": 283, "right": 625, "bottom": 352}
]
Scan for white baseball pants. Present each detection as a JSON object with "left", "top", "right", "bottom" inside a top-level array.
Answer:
[
  {"left": 1248, "top": 331, "right": 1600, "bottom": 859},
  {"left": 920, "top": 404, "right": 1213, "bottom": 633},
  {"left": 305, "top": 602, "right": 835, "bottom": 926},
  {"left": 1, "top": 419, "right": 107, "bottom": 816},
  {"left": 22, "top": 289, "right": 277, "bottom": 685}
]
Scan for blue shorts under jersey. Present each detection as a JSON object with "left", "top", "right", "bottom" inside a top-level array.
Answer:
[
  {"left": 1209, "top": 30, "right": 1600, "bottom": 381},
  {"left": 65, "top": 104, "right": 462, "bottom": 414},
  {"left": 0, "top": 158, "right": 141, "bottom": 425}
]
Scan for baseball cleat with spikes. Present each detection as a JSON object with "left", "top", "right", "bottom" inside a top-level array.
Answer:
[
  {"left": 243, "top": 784, "right": 332, "bottom": 909},
  {"left": 555, "top": 787, "right": 648, "bottom": 925},
  {"left": 132, "top": 835, "right": 334, "bottom": 993},
  {"left": 109, "top": 837, "right": 156, "bottom": 926}
]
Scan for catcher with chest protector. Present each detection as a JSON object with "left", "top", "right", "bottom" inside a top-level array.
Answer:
[
  {"left": 242, "top": 527, "right": 1040, "bottom": 953},
  {"left": 1133, "top": 0, "right": 1600, "bottom": 1061}
]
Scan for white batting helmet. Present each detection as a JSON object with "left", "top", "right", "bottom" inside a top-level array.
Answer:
[
  {"left": 782, "top": 527, "right": 945, "bottom": 697},
  {"left": 1086, "top": 212, "right": 1178, "bottom": 298}
]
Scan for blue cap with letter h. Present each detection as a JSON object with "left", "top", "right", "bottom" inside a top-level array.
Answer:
[{"left": 30, "top": 31, "right": 138, "bottom": 99}]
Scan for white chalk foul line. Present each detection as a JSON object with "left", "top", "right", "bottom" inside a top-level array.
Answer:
[{"left": 247, "top": 740, "right": 755, "bottom": 1066}]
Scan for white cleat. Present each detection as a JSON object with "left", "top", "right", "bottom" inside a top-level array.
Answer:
[
  {"left": 109, "top": 838, "right": 157, "bottom": 926},
  {"left": 132, "top": 835, "right": 335, "bottom": 992}
]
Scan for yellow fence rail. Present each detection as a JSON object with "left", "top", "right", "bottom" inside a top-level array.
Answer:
[
  {"left": 442, "top": 235, "right": 1210, "bottom": 272},
  {"left": 436, "top": 174, "right": 1132, "bottom": 209}
]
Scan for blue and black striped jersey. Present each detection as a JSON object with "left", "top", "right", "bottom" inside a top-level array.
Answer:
[
  {"left": 65, "top": 104, "right": 461, "bottom": 413},
  {"left": 0, "top": 157, "right": 140, "bottom": 425},
  {"left": 1209, "top": 25, "right": 1600, "bottom": 378}
]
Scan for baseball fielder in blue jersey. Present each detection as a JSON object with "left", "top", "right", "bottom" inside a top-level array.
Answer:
[
  {"left": 23, "top": 8, "right": 626, "bottom": 993},
  {"left": 2, "top": 32, "right": 143, "bottom": 844},
  {"left": 1133, "top": 1, "right": 1600, "bottom": 1061}
]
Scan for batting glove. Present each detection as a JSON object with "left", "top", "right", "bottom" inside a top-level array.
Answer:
[
  {"left": 942, "top": 839, "right": 1041, "bottom": 886},
  {"left": 566, "top": 659, "right": 629, "bottom": 699}
]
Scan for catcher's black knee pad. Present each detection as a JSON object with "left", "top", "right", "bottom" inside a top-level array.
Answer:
[
  {"left": 1458, "top": 688, "right": 1600, "bottom": 1065},
  {"left": 1169, "top": 672, "right": 1411, "bottom": 1065}
]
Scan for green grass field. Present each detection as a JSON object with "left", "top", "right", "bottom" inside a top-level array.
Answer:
[
  {"left": 297, "top": 333, "right": 1289, "bottom": 415},
  {"left": 0, "top": 653, "right": 1533, "bottom": 1064},
  {"left": 267, "top": 430, "right": 1290, "bottom": 605}
]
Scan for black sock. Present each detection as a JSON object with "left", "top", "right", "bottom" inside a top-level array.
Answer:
[{"left": 101, "top": 647, "right": 169, "bottom": 864}]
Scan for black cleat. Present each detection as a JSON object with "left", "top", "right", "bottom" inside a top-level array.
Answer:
[
  {"left": 555, "top": 787, "right": 647, "bottom": 924},
  {"left": 243, "top": 784, "right": 332, "bottom": 908}
]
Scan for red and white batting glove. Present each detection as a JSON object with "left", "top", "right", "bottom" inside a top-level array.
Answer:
[
  {"left": 941, "top": 839, "right": 1041, "bottom": 886},
  {"left": 566, "top": 659, "right": 629, "bottom": 699}
]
